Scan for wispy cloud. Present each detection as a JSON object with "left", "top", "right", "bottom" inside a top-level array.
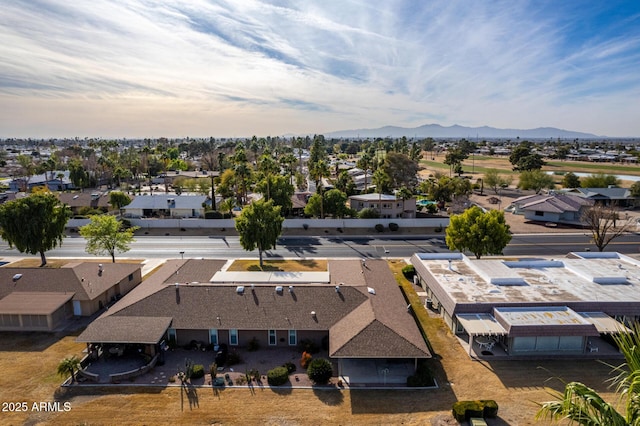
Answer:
[{"left": 0, "top": 0, "right": 639, "bottom": 137}]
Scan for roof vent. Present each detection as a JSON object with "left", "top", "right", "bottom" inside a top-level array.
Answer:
[
  {"left": 236, "top": 286, "right": 244, "bottom": 295},
  {"left": 367, "top": 287, "right": 376, "bottom": 295},
  {"left": 275, "top": 286, "right": 283, "bottom": 294},
  {"left": 335, "top": 285, "right": 341, "bottom": 293},
  {"left": 12, "top": 273, "right": 22, "bottom": 283},
  {"left": 288, "top": 285, "right": 294, "bottom": 293}
]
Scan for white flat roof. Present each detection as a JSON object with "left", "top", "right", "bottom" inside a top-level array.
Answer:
[{"left": 495, "top": 306, "right": 588, "bottom": 327}]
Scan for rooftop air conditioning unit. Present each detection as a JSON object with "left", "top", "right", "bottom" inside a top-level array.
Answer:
[
  {"left": 275, "top": 286, "right": 283, "bottom": 294},
  {"left": 236, "top": 286, "right": 245, "bottom": 294}
]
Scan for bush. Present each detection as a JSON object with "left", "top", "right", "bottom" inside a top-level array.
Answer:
[
  {"left": 402, "top": 265, "right": 416, "bottom": 281},
  {"left": 267, "top": 366, "right": 290, "bottom": 386},
  {"left": 452, "top": 400, "right": 499, "bottom": 422},
  {"left": 191, "top": 364, "right": 205, "bottom": 379},
  {"left": 283, "top": 361, "right": 296, "bottom": 373},
  {"left": 307, "top": 358, "right": 333, "bottom": 384},
  {"left": 374, "top": 224, "right": 384, "bottom": 233},
  {"left": 209, "top": 363, "right": 217, "bottom": 377},
  {"left": 406, "top": 360, "right": 433, "bottom": 387},
  {"left": 358, "top": 207, "right": 380, "bottom": 219},
  {"left": 426, "top": 203, "right": 438, "bottom": 214},
  {"left": 205, "top": 211, "right": 223, "bottom": 219},
  {"left": 226, "top": 351, "right": 242, "bottom": 366},
  {"left": 298, "top": 338, "right": 319, "bottom": 354},
  {"left": 388, "top": 222, "right": 399, "bottom": 231},
  {"left": 300, "top": 351, "right": 312, "bottom": 369}
]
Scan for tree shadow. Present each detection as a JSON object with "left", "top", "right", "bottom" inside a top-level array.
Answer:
[{"left": 312, "top": 386, "right": 344, "bottom": 406}]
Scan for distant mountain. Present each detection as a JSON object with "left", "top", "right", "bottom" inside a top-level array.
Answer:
[{"left": 324, "top": 123, "right": 601, "bottom": 139}]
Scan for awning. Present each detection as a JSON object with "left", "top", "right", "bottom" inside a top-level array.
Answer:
[
  {"left": 456, "top": 313, "right": 507, "bottom": 336},
  {"left": 579, "top": 312, "right": 631, "bottom": 334}
]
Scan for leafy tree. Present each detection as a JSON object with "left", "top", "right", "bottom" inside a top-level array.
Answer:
[
  {"left": 358, "top": 207, "right": 380, "bottom": 218},
  {"left": 79, "top": 215, "right": 139, "bottom": 262},
  {"left": 483, "top": 169, "right": 512, "bottom": 194},
  {"left": 536, "top": 322, "right": 640, "bottom": 425},
  {"left": 509, "top": 142, "right": 545, "bottom": 171},
  {"left": 581, "top": 173, "right": 620, "bottom": 188},
  {"left": 322, "top": 189, "right": 352, "bottom": 218},
  {"left": 303, "top": 193, "right": 323, "bottom": 218},
  {"left": 582, "top": 204, "right": 632, "bottom": 252},
  {"left": 255, "top": 174, "right": 294, "bottom": 213},
  {"left": 306, "top": 358, "right": 333, "bottom": 384},
  {"left": 109, "top": 191, "right": 132, "bottom": 210},
  {"left": 562, "top": 172, "right": 581, "bottom": 188},
  {"left": 371, "top": 169, "right": 391, "bottom": 198},
  {"left": 518, "top": 170, "right": 555, "bottom": 194},
  {"left": 332, "top": 170, "right": 356, "bottom": 196},
  {"left": 0, "top": 193, "right": 71, "bottom": 266},
  {"left": 356, "top": 153, "right": 373, "bottom": 191},
  {"left": 309, "top": 159, "right": 330, "bottom": 218},
  {"left": 444, "top": 149, "right": 468, "bottom": 176},
  {"left": 445, "top": 206, "right": 511, "bottom": 259},
  {"left": 57, "top": 356, "right": 81, "bottom": 384},
  {"left": 382, "top": 152, "right": 419, "bottom": 189},
  {"left": 630, "top": 181, "right": 640, "bottom": 198},
  {"left": 235, "top": 199, "right": 284, "bottom": 268}
]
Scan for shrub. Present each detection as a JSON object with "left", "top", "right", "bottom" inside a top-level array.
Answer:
[
  {"left": 300, "top": 351, "right": 312, "bottom": 369},
  {"left": 226, "top": 351, "right": 242, "bottom": 366},
  {"left": 307, "top": 358, "right": 333, "bottom": 384},
  {"left": 247, "top": 337, "right": 260, "bottom": 352},
  {"left": 283, "top": 361, "right": 296, "bottom": 373},
  {"left": 402, "top": 265, "right": 416, "bottom": 281},
  {"left": 374, "top": 224, "right": 384, "bottom": 233},
  {"left": 267, "top": 366, "right": 289, "bottom": 386},
  {"left": 426, "top": 203, "right": 438, "bottom": 214},
  {"left": 235, "top": 375, "right": 247, "bottom": 385},
  {"left": 389, "top": 222, "right": 399, "bottom": 231},
  {"left": 406, "top": 360, "right": 433, "bottom": 387},
  {"left": 358, "top": 207, "right": 380, "bottom": 219},
  {"left": 204, "top": 210, "right": 223, "bottom": 219},
  {"left": 191, "top": 364, "right": 205, "bottom": 379},
  {"left": 209, "top": 363, "right": 217, "bottom": 378},
  {"left": 298, "top": 338, "right": 319, "bottom": 354},
  {"left": 452, "top": 400, "right": 499, "bottom": 422}
]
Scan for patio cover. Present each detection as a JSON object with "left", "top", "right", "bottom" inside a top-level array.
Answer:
[
  {"left": 579, "top": 312, "right": 631, "bottom": 334},
  {"left": 77, "top": 316, "right": 173, "bottom": 344},
  {"left": 456, "top": 313, "right": 507, "bottom": 336},
  {"left": 0, "top": 292, "right": 73, "bottom": 315}
]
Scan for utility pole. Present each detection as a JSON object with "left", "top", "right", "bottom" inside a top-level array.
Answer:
[{"left": 210, "top": 173, "right": 216, "bottom": 211}]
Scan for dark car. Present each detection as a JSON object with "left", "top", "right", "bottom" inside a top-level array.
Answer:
[{"left": 215, "top": 343, "right": 228, "bottom": 366}]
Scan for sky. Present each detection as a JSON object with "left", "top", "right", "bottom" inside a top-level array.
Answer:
[{"left": 1, "top": 0, "right": 640, "bottom": 139}]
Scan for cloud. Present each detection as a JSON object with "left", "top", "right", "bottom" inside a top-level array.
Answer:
[{"left": 0, "top": 0, "right": 639, "bottom": 137}]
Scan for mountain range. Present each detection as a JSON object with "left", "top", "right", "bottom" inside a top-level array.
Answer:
[{"left": 324, "top": 123, "right": 601, "bottom": 139}]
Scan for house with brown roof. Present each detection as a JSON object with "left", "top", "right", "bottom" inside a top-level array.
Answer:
[
  {"left": 78, "top": 258, "right": 431, "bottom": 381},
  {"left": 0, "top": 262, "right": 142, "bottom": 331},
  {"left": 57, "top": 192, "right": 118, "bottom": 215},
  {"left": 511, "top": 193, "right": 594, "bottom": 225}
]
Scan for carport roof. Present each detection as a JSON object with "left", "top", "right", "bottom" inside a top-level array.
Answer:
[
  {"left": 456, "top": 313, "right": 507, "bottom": 336},
  {"left": 77, "top": 316, "right": 173, "bottom": 344},
  {"left": 580, "top": 312, "right": 632, "bottom": 334},
  {"left": 0, "top": 292, "right": 74, "bottom": 315}
]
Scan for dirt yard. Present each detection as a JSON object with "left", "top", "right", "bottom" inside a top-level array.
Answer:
[{"left": 0, "top": 258, "right": 624, "bottom": 425}]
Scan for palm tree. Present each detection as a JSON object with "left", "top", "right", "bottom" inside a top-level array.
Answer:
[
  {"left": 536, "top": 322, "right": 640, "bottom": 425},
  {"left": 397, "top": 186, "right": 414, "bottom": 218},
  {"left": 57, "top": 356, "right": 81, "bottom": 383},
  {"left": 371, "top": 169, "right": 390, "bottom": 214},
  {"left": 309, "top": 159, "right": 329, "bottom": 218},
  {"left": 357, "top": 153, "right": 372, "bottom": 192}
]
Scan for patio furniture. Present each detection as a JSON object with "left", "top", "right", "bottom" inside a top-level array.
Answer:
[{"left": 213, "top": 376, "right": 225, "bottom": 387}]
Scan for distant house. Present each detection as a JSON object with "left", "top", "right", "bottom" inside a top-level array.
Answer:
[
  {"left": 122, "top": 195, "right": 208, "bottom": 218},
  {"left": 290, "top": 192, "right": 311, "bottom": 217},
  {"left": 9, "top": 171, "right": 74, "bottom": 192},
  {"left": 348, "top": 193, "right": 416, "bottom": 218},
  {"left": 58, "top": 192, "right": 117, "bottom": 215},
  {"left": 0, "top": 262, "right": 142, "bottom": 331},
  {"left": 567, "top": 187, "right": 638, "bottom": 208},
  {"left": 77, "top": 259, "right": 431, "bottom": 383},
  {"left": 511, "top": 193, "right": 594, "bottom": 225},
  {"left": 150, "top": 170, "right": 219, "bottom": 185}
]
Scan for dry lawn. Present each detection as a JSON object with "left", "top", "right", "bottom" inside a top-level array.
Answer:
[
  {"left": 5, "top": 258, "right": 143, "bottom": 268},
  {"left": 0, "top": 259, "right": 622, "bottom": 425},
  {"left": 226, "top": 259, "right": 327, "bottom": 272}
]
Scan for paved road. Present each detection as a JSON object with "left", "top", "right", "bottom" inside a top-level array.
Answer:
[{"left": 1, "top": 233, "right": 638, "bottom": 260}]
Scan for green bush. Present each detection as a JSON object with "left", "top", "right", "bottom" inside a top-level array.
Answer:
[
  {"left": 426, "top": 203, "right": 438, "bottom": 214},
  {"left": 298, "top": 338, "right": 319, "bottom": 354},
  {"left": 283, "top": 361, "right": 296, "bottom": 373},
  {"left": 389, "top": 222, "right": 399, "bottom": 231},
  {"left": 374, "top": 224, "right": 384, "bottom": 233},
  {"left": 267, "top": 366, "right": 290, "bottom": 386},
  {"left": 406, "top": 360, "right": 434, "bottom": 387},
  {"left": 452, "top": 400, "right": 499, "bottom": 422},
  {"left": 358, "top": 207, "right": 380, "bottom": 219},
  {"left": 402, "top": 264, "right": 416, "bottom": 280},
  {"left": 307, "top": 358, "right": 333, "bottom": 384},
  {"left": 205, "top": 211, "right": 223, "bottom": 219},
  {"left": 191, "top": 364, "right": 205, "bottom": 379}
]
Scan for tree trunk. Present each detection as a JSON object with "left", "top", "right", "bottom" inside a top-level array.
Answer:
[
  {"left": 258, "top": 249, "right": 263, "bottom": 269},
  {"left": 39, "top": 251, "right": 47, "bottom": 267},
  {"left": 111, "top": 252, "right": 116, "bottom": 263}
]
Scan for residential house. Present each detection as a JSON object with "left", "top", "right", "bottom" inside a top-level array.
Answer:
[
  {"left": 349, "top": 193, "right": 416, "bottom": 218},
  {"left": 567, "top": 187, "right": 638, "bottom": 208},
  {"left": 122, "top": 194, "right": 208, "bottom": 218},
  {"left": 58, "top": 192, "right": 118, "bottom": 215},
  {"left": 511, "top": 193, "right": 594, "bottom": 225},
  {"left": 77, "top": 258, "right": 431, "bottom": 382},
  {"left": 411, "top": 252, "right": 638, "bottom": 359},
  {"left": 9, "top": 171, "right": 74, "bottom": 192},
  {"left": 0, "top": 262, "right": 142, "bottom": 331}
]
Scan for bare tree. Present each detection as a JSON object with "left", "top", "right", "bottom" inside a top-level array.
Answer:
[{"left": 582, "top": 204, "right": 633, "bottom": 252}]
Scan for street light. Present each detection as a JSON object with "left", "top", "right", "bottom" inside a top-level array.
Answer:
[{"left": 179, "top": 251, "right": 185, "bottom": 260}]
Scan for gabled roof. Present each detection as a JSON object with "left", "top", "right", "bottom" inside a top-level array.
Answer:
[
  {"left": 515, "top": 193, "right": 593, "bottom": 214},
  {"left": 57, "top": 192, "right": 115, "bottom": 209},
  {"left": 125, "top": 195, "right": 207, "bottom": 210},
  {"left": 77, "top": 316, "right": 173, "bottom": 344},
  {"left": 571, "top": 187, "right": 633, "bottom": 200},
  {"left": 0, "top": 292, "right": 74, "bottom": 315}
]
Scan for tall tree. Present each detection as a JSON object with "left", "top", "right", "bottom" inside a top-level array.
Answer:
[
  {"left": 581, "top": 173, "right": 620, "bottom": 188},
  {"left": 536, "top": 322, "right": 640, "bottom": 425},
  {"left": 0, "top": 193, "right": 71, "bottom": 266},
  {"left": 309, "top": 159, "right": 330, "bottom": 218},
  {"left": 444, "top": 149, "right": 468, "bottom": 177},
  {"left": 382, "top": 152, "right": 419, "bottom": 189},
  {"left": 446, "top": 206, "right": 512, "bottom": 259},
  {"left": 483, "top": 169, "right": 512, "bottom": 194},
  {"left": 518, "top": 170, "right": 555, "bottom": 194},
  {"left": 397, "top": 186, "right": 414, "bottom": 218},
  {"left": 79, "top": 215, "right": 139, "bottom": 262},
  {"left": 235, "top": 199, "right": 283, "bottom": 268},
  {"left": 371, "top": 169, "right": 391, "bottom": 206},
  {"left": 509, "top": 142, "right": 545, "bottom": 171},
  {"left": 562, "top": 172, "right": 581, "bottom": 188},
  {"left": 356, "top": 153, "right": 372, "bottom": 192},
  {"left": 109, "top": 191, "right": 132, "bottom": 211},
  {"left": 582, "top": 204, "right": 632, "bottom": 252},
  {"left": 255, "top": 174, "right": 294, "bottom": 213}
]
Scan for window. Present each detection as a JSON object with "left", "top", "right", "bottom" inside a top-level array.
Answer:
[
  {"left": 209, "top": 329, "right": 218, "bottom": 345},
  {"left": 128, "top": 273, "right": 134, "bottom": 281},
  {"left": 288, "top": 330, "right": 297, "bottom": 346},
  {"left": 229, "top": 329, "right": 238, "bottom": 345},
  {"left": 167, "top": 328, "right": 176, "bottom": 343},
  {"left": 534, "top": 211, "right": 544, "bottom": 217},
  {"left": 268, "top": 329, "right": 276, "bottom": 345}
]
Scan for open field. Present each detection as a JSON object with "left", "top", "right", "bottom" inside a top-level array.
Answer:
[
  {"left": 226, "top": 259, "right": 328, "bottom": 272},
  {"left": 0, "top": 259, "right": 623, "bottom": 425}
]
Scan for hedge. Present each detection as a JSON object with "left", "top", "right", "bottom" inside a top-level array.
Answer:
[
  {"left": 307, "top": 358, "right": 333, "bottom": 384},
  {"left": 452, "top": 400, "right": 499, "bottom": 422}
]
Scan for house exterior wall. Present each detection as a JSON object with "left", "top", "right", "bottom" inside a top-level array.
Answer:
[
  {"left": 523, "top": 210, "right": 561, "bottom": 222},
  {"left": 175, "top": 329, "right": 209, "bottom": 346},
  {"left": 349, "top": 197, "right": 416, "bottom": 218}
]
